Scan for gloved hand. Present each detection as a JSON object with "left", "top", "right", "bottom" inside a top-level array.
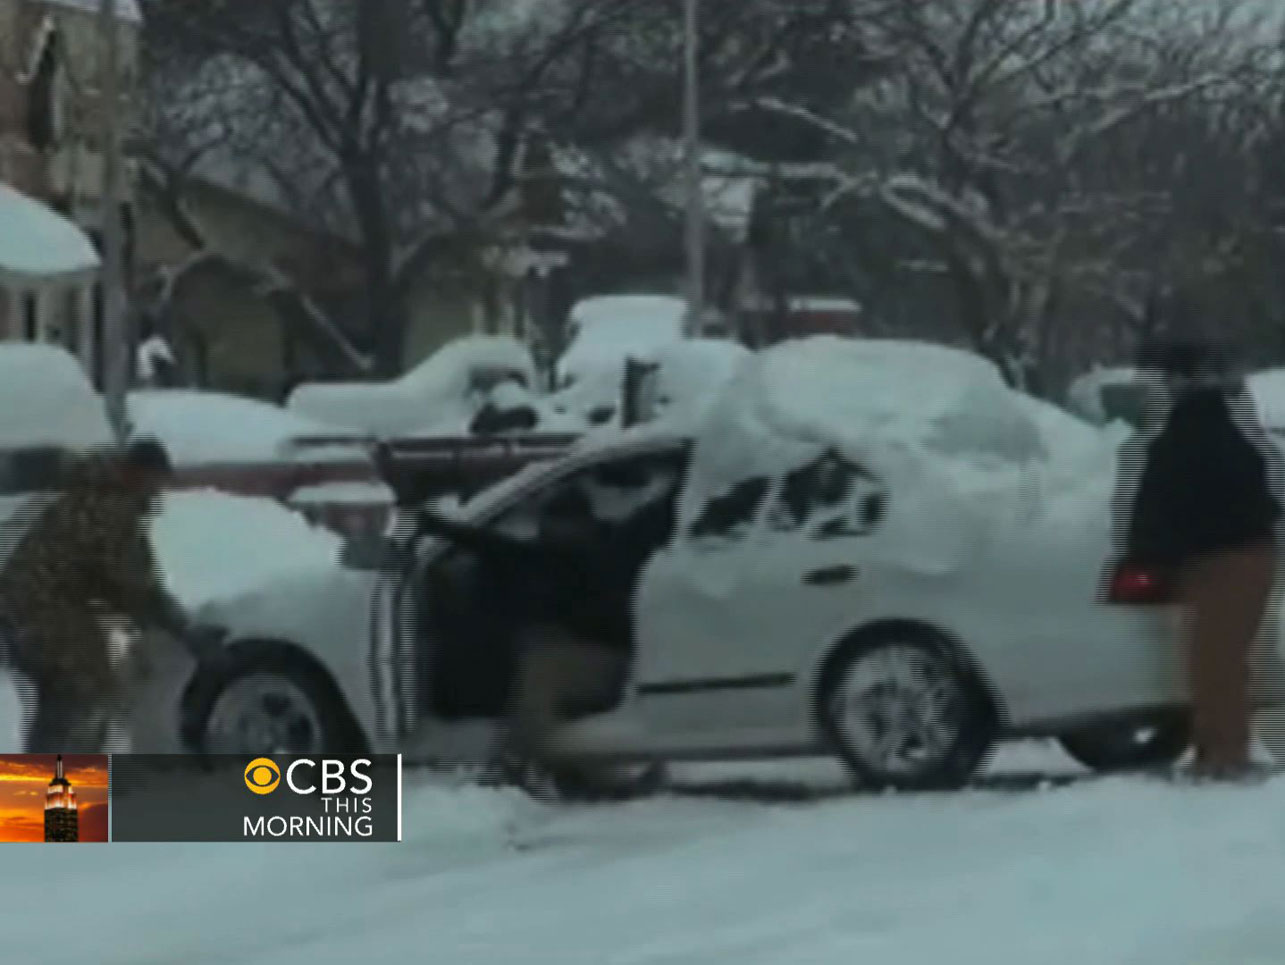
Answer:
[{"left": 184, "top": 622, "right": 229, "bottom": 661}]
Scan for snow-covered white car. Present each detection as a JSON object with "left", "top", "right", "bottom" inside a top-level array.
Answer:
[
  {"left": 183, "top": 338, "right": 1265, "bottom": 790},
  {"left": 0, "top": 344, "right": 117, "bottom": 566}
]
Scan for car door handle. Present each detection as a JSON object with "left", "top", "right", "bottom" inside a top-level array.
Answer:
[{"left": 803, "top": 565, "right": 855, "bottom": 586}]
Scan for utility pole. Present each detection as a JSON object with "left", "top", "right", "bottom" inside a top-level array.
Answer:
[
  {"left": 99, "top": 0, "right": 128, "bottom": 439},
  {"left": 682, "top": 0, "right": 704, "bottom": 339}
]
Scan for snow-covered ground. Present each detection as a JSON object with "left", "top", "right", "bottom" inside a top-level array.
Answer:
[{"left": 4, "top": 746, "right": 1285, "bottom": 964}]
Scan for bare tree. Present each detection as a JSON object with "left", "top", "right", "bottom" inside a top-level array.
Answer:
[{"left": 751, "top": 0, "right": 1279, "bottom": 391}]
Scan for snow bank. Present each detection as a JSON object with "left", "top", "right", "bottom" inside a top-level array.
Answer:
[
  {"left": 1247, "top": 370, "right": 1285, "bottom": 431},
  {"left": 0, "top": 344, "right": 113, "bottom": 451},
  {"left": 127, "top": 390, "right": 356, "bottom": 465},
  {"left": 0, "top": 183, "right": 100, "bottom": 277},
  {"left": 13, "top": 760, "right": 1285, "bottom": 964},
  {"left": 152, "top": 490, "right": 342, "bottom": 609},
  {"left": 558, "top": 294, "right": 686, "bottom": 387},
  {"left": 1066, "top": 365, "right": 1143, "bottom": 424},
  {"left": 287, "top": 337, "right": 536, "bottom": 437}
]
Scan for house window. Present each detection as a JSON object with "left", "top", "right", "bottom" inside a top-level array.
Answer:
[
  {"left": 23, "top": 294, "right": 38, "bottom": 341},
  {"left": 26, "top": 28, "right": 60, "bottom": 152}
]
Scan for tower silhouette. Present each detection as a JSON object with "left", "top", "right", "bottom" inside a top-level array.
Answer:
[{"left": 44, "top": 755, "right": 79, "bottom": 842}]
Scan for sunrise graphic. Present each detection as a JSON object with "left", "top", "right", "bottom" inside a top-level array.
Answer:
[{"left": 0, "top": 755, "right": 109, "bottom": 843}]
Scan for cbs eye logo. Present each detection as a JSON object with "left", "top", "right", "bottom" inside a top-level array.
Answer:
[{"left": 244, "top": 758, "right": 281, "bottom": 795}]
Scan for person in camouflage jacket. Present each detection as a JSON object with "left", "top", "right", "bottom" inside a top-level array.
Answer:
[{"left": 0, "top": 439, "right": 221, "bottom": 752}]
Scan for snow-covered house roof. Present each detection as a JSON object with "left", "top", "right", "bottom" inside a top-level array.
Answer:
[
  {"left": 0, "top": 183, "right": 100, "bottom": 284},
  {"left": 40, "top": 0, "right": 142, "bottom": 23}
]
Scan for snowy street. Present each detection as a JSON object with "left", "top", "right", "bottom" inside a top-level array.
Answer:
[
  {"left": 10, "top": 0, "right": 1285, "bottom": 959},
  {"left": 3, "top": 746, "right": 1285, "bottom": 965}
]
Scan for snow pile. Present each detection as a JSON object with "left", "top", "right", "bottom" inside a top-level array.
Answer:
[
  {"left": 557, "top": 294, "right": 686, "bottom": 388},
  {"left": 287, "top": 337, "right": 537, "bottom": 437},
  {"left": 1246, "top": 370, "right": 1285, "bottom": 431},
  {"left": 0, "top": 184, "right": 100, "bottom": 277},
  {"left": 1066, "top": 365, "right": 1143, "bottom": 425},
  {"left": 152, "top": 490, "right": 342, "bottom": 609},
  {"left": 1015, "top": 393, "right": 1121, "bottom": 501},
  {"left": 127, "top": 390, "right": 358, "bottom": 465},
  {"left": 677, "top": 338, "right": 1073, "bottom": 574},
  {"left": 0, "top": 344, "right": 114, "bottom": 451},
  {"left": 13, "top": 756, "right": 1285, "bottom": 963}
]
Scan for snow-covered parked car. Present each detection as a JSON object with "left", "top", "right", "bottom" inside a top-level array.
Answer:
[
  {"left": 1065, "top": 365, "right": 1146, "bottom": 427},
  {"left": 286, "top": 336, "right": 543, "bottom": 437},
  {"left": 125, "top": 388, "right": 395, "bottom": 541},
  {"left": 0, "top": 345, "right": 117, "bottom": 563},
  {"left": 182, "top": 337, "right": 1283, "bottom": 789}
]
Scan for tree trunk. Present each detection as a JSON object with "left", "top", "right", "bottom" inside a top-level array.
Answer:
[{"left": 347, "top": 156, "right": 407, "bottom": 379}]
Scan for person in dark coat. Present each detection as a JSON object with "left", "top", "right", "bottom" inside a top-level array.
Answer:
[
  {"left": 1114, "top": 335, "right": 1282, "bottom": 778},
  {"left": 0, "top": 439, "right": 224, "bottom": 752},
  {"left": 417, "top": 477, "right": 679, "bottom": 790}
]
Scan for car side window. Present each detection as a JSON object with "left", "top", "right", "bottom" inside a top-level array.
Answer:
[
  {"left": 493, "top": 448, "right": 689, "bottom": 538},
  {"left": 765, "top": 451, "right": 885, "bottom": 541},
  {"left": 687, "top": 476, "right": 771, "bottom": 548}
]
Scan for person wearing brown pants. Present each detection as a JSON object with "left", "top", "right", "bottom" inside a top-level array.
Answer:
[
  {"left": 1180, "top": 539, "right": 1278, "bottom": 775},
  {"left": 1118, "top": 330, "right": 1283, "bottom": 780}
]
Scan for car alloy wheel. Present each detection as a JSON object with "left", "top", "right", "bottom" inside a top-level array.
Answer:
[
  {"left": 820, "top": 628, "right": 996, "bottom": 791},
  {"left": 829, "top": 643, "right": 966, "bottom": 776}
]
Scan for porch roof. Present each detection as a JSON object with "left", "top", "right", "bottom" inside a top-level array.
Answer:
[{"left": 0, "top": 183, "right": 100, "bottom": 287}]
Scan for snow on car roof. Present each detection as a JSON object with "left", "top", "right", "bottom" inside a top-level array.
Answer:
[
  {"left": 689, "top": 337, "right": 1045, "bottom": 487},
  {"left": 675, "top": 337, "right": 1066, "bottom": 576},
  {"left": 559, "top": 295, "right": 686, "bottom": 381},
  {"left": 0, "top": 344, "right": 113, "bottom": 451},
  {"left": 287, "top": 336, "right": 536, "bottom": 437},
  {"left": 127, "top": 389, "right": 357, "bottom": 465}
]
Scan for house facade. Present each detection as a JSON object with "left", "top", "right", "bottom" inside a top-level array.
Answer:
[{"left": 0, "top": 0, "right": 141, "bottom": 384}]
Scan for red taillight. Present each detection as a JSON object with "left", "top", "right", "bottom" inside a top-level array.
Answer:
[{"left": 1107, "top": 564, "right": 1173, "bottom": 605}]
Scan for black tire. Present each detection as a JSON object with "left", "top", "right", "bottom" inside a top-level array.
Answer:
[
  {"left": 1058, "top": 713, "right": 1190, "bottom": 773},
  {"left": 182, "top": 645, "right": 365, "bottom": 756},
  {"left": 818, "top": 626, "right": 998, "bottom": 792}
]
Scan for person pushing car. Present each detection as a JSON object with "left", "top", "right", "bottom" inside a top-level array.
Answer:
[
  {"left": 1114, "top": 324, "right": 1283, "bottom": 781},
  {"left": 0, "top": 438, "right": 225, "bottom": 753}
]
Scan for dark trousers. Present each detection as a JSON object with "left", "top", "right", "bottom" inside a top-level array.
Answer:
[{"left": 24, "top": 683, "right": 117, "bottom": 754}]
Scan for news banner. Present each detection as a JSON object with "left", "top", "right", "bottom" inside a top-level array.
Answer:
[{"left": 0, "top": 754, "right": 402, "bottom": 843}]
